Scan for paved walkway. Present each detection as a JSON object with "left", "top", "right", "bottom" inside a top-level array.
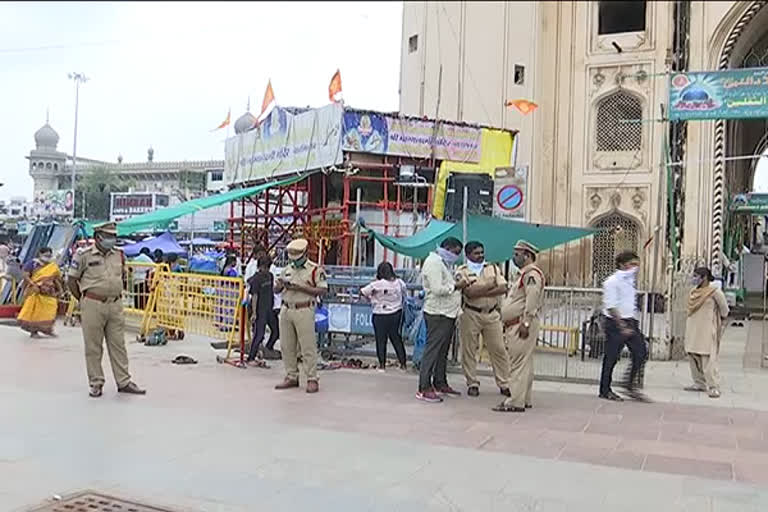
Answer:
[{"left": 2, "top": 322, "right": 768, "bottom": 511}]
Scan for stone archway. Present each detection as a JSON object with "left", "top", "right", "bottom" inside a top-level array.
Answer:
[{"left": 711, "top": 0, "right": 768, "bottom": 272}]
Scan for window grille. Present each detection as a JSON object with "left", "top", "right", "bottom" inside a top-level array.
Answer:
[
  {"left": 596, "top": 91, "right": 642, "bottom": 152},
  {"left": 592, "top": 212, "right": 640, "bottom": 286}
]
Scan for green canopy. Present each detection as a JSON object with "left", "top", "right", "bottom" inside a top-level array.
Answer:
[
  {"left": 77, "top": 174, "right": 306, "bottom": 237},
  {"left": 365, "top": 215, "right": 595, "bottom": 263}
]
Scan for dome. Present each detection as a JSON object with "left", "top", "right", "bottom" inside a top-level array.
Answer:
[
  {"left": 234, "top": 111, "right": 257, "bottom": 134},
  {"left": 681, "top": 86, "right": 710, "bottom": 102},
  {"left": 34, "top": 123, "right": 59, "bottom": 149}
]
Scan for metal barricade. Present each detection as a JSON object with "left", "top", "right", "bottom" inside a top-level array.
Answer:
[
  {"left": 139, "top": 269, "right": 245, "bottom": 362},
  {"left": 63, "top": 262, "right": 168, "bottom": 330},
  {"left": 1, "top": 277, "right": 22, "bottom": 306},
  {"left": 535, "top": 286, "right": 652, "bottom": 384},
  {"left": 123, "top": 262, "right": 163, "bottom": 326}
]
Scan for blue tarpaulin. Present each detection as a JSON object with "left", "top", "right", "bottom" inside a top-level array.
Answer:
[{"left": 121, "top": 232, "right": 186, "bottom": 258}]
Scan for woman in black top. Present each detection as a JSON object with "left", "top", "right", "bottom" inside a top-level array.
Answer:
[{"left": 246, "top": 255, "right": 277, "bottom": 363}]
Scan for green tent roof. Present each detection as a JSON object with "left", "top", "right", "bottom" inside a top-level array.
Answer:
[
  {"left": 78, "top": 174, "right": 306, "bottom": 237},
  {"left": 365, "top": 215, "right": 595, "bottom": 263}
]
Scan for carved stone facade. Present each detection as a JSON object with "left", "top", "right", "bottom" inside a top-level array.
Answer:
[{"left": 399, "top": 1, "right": 760, "bottom": 290}]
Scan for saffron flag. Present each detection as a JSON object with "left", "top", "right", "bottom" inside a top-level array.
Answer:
[
  {"left": 505, "top": 99, "right": 538, "bottom": 115},
  {"left": 258, "top": 80, "right": 276, "bottom": 122},
  {"left": 211, "top": 109, "right": 231, "bottom": 131},
  {"left": 329, "top": 69, "right": 342, "bottom": 103}
]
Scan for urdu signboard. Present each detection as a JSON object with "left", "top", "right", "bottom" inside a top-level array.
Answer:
[{"left": 669, "top": 69, "right": 768, "bottom": 121}]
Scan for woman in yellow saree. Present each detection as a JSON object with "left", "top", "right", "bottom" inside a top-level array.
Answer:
[{"left": 17, "top": 247, "right": 63, "bottom": 338}]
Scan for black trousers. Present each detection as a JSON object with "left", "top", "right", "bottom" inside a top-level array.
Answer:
[
  {"left": 266, "top": 308, "right": 279, "bottom": 350},
  {"left": 418, "top": 313, "right": 456, "bottom": 392},
  {"left": 133, "top": 282, "right": 147, "bottom": 310},
  {"left": 247, "top": 308, "right": 279, "bottom": 361},
  {"left": 372, "top": 310, "right": 406, "bottom": 367},
  {"left": 599, "top": 317, "right": 648, "bottom": 395}
]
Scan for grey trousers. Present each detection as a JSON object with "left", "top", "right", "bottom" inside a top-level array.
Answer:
[{"left": 418, "top": 313, "right": 456, "bottom": 392}]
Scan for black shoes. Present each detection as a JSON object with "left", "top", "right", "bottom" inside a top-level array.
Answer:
[{"left": 599, "top": 391, "right": 624, "bottom": 402}]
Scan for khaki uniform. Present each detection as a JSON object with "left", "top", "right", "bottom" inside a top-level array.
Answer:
[
  {"left": 500, "top": 263, "right": 545, "bottom": 408},
  {"left": 68, "top": 245, "right": 132, "bottom": 388},
  {"left": 457, "top": 263, "right": 510, "bottom": 390},
  {"left": 279, "top": 260, "right": 327, "bottom": 382}
]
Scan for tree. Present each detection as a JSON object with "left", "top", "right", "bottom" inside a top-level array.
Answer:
[{"left": 75, "top": 166, "right": 134, "bottom": 220}]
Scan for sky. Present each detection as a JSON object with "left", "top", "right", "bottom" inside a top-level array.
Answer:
[{"left": 0, "top": 1, "right": 403, "bottom": 200}]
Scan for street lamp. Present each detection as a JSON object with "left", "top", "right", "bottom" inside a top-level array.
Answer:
[{"left": 68, "top": 72, "right": 89, "bottom": 219}]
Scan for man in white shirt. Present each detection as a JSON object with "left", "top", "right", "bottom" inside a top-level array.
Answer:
[
  {"left": 416, "top": 237, "right": 469, "bottom": 403},
  {"left": 599, "top": 250, "right": 648, "bottom": 402}
]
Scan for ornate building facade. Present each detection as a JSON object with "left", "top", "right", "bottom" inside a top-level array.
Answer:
[
  {"left": 27, "top": 118, "right": 226, "bottom": 212},
  {"left": 400, "top": 1, "right": 768, "bottom": 292}
]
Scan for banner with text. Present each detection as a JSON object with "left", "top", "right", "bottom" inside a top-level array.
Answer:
[
  {"left": 342, "top": 110, "right": 482, "bottom": 163},
  {"left": 669, "top": 69, "right": 768, "bottom": 121},
  {"left": 225, "top": 104, "right": 344, "bottom": 185}
]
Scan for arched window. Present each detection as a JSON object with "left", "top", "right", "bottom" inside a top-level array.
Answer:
[
  {"left": 591, "top": 212, "right": 640, "bottom": 286},
  {"left": 53, "top": 163, "right": 58, "bottom": 171},
  {"left": 46, "top": 162, "right": 52, "bottom": 169},
  {"left": 595, "top": 91, "right": 643, "bottom": 152}
]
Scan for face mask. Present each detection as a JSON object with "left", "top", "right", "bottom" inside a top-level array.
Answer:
[
  {"left": 292, "top": 255, "right": 307, "bottom": 268},
  {"left": 98, "top": 237, "right": 117, "bottom": 251},
  {"left": 691, "top": 275, "right": 703, "bottom": 287},
  {"left": 466, "top": 260, "right": 484, "bottom": 275},
  {"left": 40, "top": 255, "right": 53, "bottom": 263},
  {"left": 513, "top": 254, "right": 526, "bottom": 268},
  {"left": 619, "top": 267, "right": 638, "bottom": 279},
  {"left": 436, "top": 247, "right": 459, "bottom": 266}
]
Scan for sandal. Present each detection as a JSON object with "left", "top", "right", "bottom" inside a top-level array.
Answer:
[
  {"left": 172, "top": 355, "right": 198, "bottom": 365},
  {"left": 89, "top": 385, "right": 103, "bottom": 398},
  {"left": 492, "top": 402, "right": 525, "bottom": 413}
]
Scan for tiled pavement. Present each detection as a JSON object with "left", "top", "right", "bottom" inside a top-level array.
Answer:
[{"left": 2, "top": 323, "right": 768, "bottom": 511}]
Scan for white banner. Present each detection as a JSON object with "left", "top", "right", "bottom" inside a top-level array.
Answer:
[{"left": 224, "top": 104, "right": 344, "bottom": 185}]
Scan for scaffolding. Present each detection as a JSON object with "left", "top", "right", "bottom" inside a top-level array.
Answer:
[{"left": 228, "top": 155, "right": 436, "bottom": 267}]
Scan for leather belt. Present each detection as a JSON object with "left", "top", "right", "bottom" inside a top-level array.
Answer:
[
  {"left": 283, "top": 300, "right": 314, "bottom": 310},
  {"left": 465, "top": 304, "right": 499, "bottom": 315},
  {"left": 84, "top": 292, "right": 120, "bottom": 303},
  {"left": 503, "top": 317, "right": 521, "bottom": 329}
]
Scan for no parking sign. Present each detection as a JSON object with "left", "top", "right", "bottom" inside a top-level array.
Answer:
[{"left": 493, "top": 166, "right": 528, "bottom": 220}]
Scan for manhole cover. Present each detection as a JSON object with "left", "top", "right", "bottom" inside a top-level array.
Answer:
[{"left": 26, "top": 491, "right": 180, "bottom": 512}]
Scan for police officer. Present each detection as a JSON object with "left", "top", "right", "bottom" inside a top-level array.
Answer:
[
  {"left": 273, "top": 239, "right": 327, "bottom": 393},
  {"left": 493, "top": 240, "right": 544, "bottom": 413},
  {"left": 456, "top": 241, "right": 511, "bottom": 397},
  {"left": 67, "top": 222, "right": 146, "bottom": 398}
]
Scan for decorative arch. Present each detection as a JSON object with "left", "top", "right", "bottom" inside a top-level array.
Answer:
[
  {"left": 710, "top": 0, "right": 768, "bottom": 272},
  {"left": 749, "top": 130, "right": 768, "bottom": 181},
  {"left": 589, "top": 209, "right": 642, "bottom": 287}
]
